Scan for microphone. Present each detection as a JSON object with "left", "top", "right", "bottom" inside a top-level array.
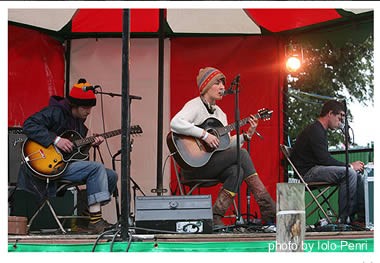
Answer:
[
  {"left": 222, "top": 89, "right": 234, "bottom": 96},
  {"left": 222, "top": 74, "right": 241, "bottom": 96},
  {"left": 339, "top": 123, "right": 351, "bottom": 132},
  {"left": 232, "top": 74, "right": 240, "bottom": 85},
  {"left": 82, "top": 85, "right": 100, "bottom": 92}
]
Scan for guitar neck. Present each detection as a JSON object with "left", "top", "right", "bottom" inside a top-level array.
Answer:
[
  {"left": 218, "top": 113, "right": 260, "bottom": 136},
  {"left": 75, "top": 129, "right": 122, "bottom": 147}
]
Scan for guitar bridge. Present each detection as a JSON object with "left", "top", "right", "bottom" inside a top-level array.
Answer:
[{"left": 25, "top": 150, "right": 46, "bottom": 162}]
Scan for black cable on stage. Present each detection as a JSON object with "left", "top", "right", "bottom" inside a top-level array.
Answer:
[
  {"left": 125, "top": 234, "right": 133, "bottom": 252},
  {"left": 162, "top": 153, "right": 175, "bottom": 182},
  {"left": 91, "top": 228, "right": 119, "bottom": 252},
  {"left": 110, "top": 228, "right": 122, "bottom": 252}
]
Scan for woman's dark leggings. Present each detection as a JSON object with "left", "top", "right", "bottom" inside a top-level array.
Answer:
[{"left": 181, "top": 147, "right": 256, "bottom": 193}]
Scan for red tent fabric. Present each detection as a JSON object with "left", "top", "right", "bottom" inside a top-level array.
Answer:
[
  {"left": 8, "top": 25, "right": 64, "bottom": 127},
  {"left": 70, "top": 8, "right": 344, "bottom": 34},
  {"left": 72, "top": 9, "right": 159, "bottom": 33},
  {"left": 245, "top": 9, "right": 342, "bottom": 32}
]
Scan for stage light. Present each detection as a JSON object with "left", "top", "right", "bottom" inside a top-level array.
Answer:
[
  {"left": 286, "top": 56, "right": 301, "bottom": 72},
  {"left": 285, "top": 41, "right": 303, "bottom": 73}
]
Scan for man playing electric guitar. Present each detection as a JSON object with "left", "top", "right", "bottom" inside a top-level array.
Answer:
[
  {"left": 18, "top": 79, "right": 118, "bottom": 234},
  {"left": 170, "top": 67, "right": 276, "bottom": 227}
]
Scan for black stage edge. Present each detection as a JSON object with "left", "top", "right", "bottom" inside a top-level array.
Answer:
[{"left": 121, "top": 9, "right": 132, "bottom": 241}]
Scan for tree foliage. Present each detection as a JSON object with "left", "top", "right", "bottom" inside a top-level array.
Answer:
[{"left": 286, "top": 35, "right": 374, "bottom": 147}]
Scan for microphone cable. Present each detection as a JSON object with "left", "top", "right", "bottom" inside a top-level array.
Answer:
[{"left": 97, "top": 85, "right": 114, "bottom": 159}]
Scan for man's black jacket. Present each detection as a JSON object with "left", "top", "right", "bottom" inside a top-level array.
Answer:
[{"left": 17, "top": 96, "right": 88, "bottom": 198}]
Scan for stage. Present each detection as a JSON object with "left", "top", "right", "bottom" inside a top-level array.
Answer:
[{"left": 8, "top": 230, "right": 374, "bottom": 252}]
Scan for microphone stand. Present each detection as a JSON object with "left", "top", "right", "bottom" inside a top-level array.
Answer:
[
  {"left": 230, "top": 75, "right": 244, "bottom": 225},
  {"left": 343, "top": 100, "right": 350, "bottom": 224},
  {"left": 93, "top": 87, "right": 142, "bottom": 228},
  {"left": 245, "top": 136, "right": 253, "bottom": 223},
  {"left": 112, "top": 148, "right": 146, "bottom": 224},
  {"left": 94, "top": 89, "right": 142, "bottom": 101}
]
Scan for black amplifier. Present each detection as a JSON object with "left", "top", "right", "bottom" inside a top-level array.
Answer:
[
  {"left": 8, "top": 128, "right": 27, "bottom": 185},
  {"left": 135, "top": 195, "right": 213, "bottom": 234}
]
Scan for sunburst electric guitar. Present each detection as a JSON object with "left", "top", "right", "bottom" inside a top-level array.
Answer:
[
  {"left": 167, "top": 109, "right": 272, "bottom": 171},
  {"left": 22, "top": 125, "right": 142, "bottom": 179}
]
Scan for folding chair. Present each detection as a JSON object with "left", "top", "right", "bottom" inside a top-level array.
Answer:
[
  {"left": 280, "top": 144, "right": 339, "bottom": 224},
  {"left": 170, "top": 156, "right": 239, "bottom": 221},
  {"left": 27, "top": 179, "right": 89, "bottom": 234}
]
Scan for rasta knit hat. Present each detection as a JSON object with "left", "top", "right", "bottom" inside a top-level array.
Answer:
[
  {"left": 197, "top": 67, "right": 226, "bottom": 95},
  {"left": 68, "top": 78, "right": 96, "bottom": 107}
]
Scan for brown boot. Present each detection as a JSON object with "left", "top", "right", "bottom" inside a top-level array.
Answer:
[
  {"left": 245, "top": 174, "right": 276, "bottom": 223},
  {"left": 212, "top": 188, "right": 235, "bottom": 226},
  {"left": 88, "top": 218, "right": 114, "bottom": 234}
]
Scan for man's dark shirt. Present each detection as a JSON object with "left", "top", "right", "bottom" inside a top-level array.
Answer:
[{"left": 290, "top": 121, "right": 345, "bottom": 176}]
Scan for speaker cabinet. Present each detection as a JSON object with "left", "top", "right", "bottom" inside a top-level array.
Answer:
[
  {"left": 8, "top": 128, "right": 26, "bottom": 185},
  {"left": 135, "top": 195, "right": 213, "bottom": 234}
]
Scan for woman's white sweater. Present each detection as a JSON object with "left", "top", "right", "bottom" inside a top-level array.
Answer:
[{"left": 170, "top": 96, "right": 244, "bottom": 149}]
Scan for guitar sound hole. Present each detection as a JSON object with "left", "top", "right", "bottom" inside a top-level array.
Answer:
[{"left": 208, "top": 129, "right": 219, "bottom": 138}]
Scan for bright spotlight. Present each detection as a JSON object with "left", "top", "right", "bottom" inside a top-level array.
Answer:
[
  {"left": 285, "top": 41, "right": 303, "bottom": 73},
  {"left": 286, "top": 56, "right": 301, "bottom": 72}
]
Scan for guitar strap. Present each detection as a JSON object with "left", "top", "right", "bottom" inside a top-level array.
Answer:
[{"left": 200, "top": 96, "right": 216, "bottom": 114}]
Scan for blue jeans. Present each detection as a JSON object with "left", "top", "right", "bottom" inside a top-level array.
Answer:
[
  {"left": 304, "top": 165, "right": 364, "bottom": 220},
  {"left": 60, "top": 161, "right": 118, "bottom": 206}
]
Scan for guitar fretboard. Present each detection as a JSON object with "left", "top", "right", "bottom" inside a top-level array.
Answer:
[
  {"left": 216, "top": 113, "right": 260, "bottom": 136},
  {"left": 73, "top": 125, "right": 142, "bottom": 147},
  {"left": 75, "top": 129, "right": 122, "bottom": 147}
]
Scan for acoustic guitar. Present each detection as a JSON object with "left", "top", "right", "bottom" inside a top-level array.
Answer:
[
  {"left": 167, "top": 108, "right": 272, "bottom": 170},
  {"left": 22, "top": 125, "right": 142, "bottom": 179}
]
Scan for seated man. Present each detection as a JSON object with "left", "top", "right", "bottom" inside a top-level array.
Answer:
[
  {"left": 18, "top": 79, "right": 118, "bottom": 234},
  {"left": 290, "top": 99, "right": 364, "bottom": 224}
]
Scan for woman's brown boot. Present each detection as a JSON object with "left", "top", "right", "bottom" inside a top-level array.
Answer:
[
  {"left": 245, "top": 174, "right": 276, "bottom": 223},
  {"left": 212, "top": 188, "right": 235, "bottom": 226}
]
